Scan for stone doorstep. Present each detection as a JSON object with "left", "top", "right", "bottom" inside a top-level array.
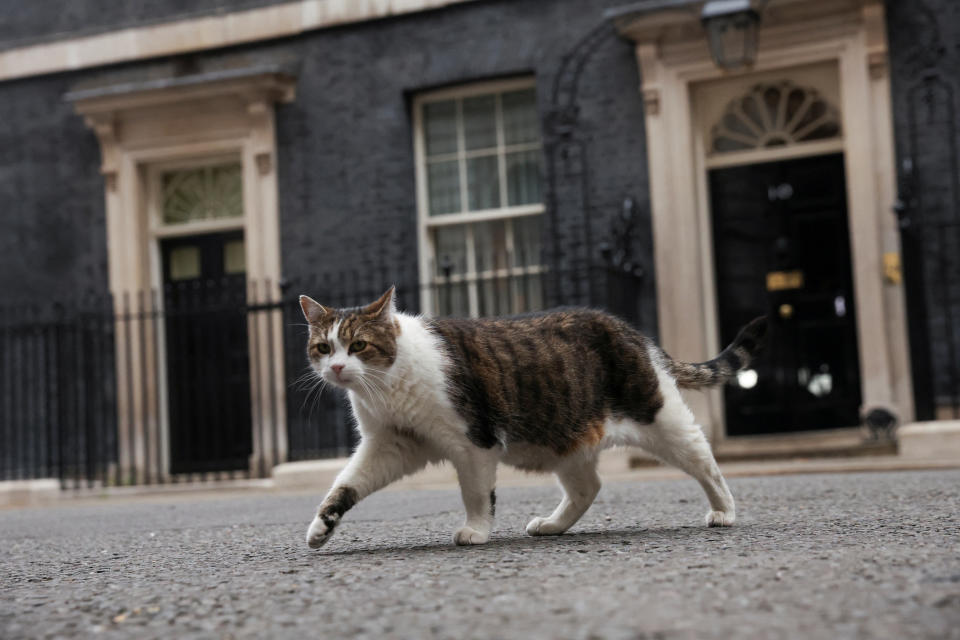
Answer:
[
  {"left": 898, "top": 420, "right": 960, "bottom": 459},
  {"left": 0, "top": 479, "right": 60, "bottom": 508}
]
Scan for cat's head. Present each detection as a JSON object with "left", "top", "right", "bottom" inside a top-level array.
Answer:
[{"left": 299, "top": 286, "right": 400, "bottom": 390}]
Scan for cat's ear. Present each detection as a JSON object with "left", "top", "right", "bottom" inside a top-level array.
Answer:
[
  {"left": 299, "top": 295, "right": 330, "bottom": 324},
  {"left": 363, "top": 286, "right": 396, "bottom": 320}
]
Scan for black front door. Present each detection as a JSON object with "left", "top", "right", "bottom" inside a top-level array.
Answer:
[
  {"left": 161, "top": 231, "right": 252, "bottom": 473},
  {"left": 710, "top": 153, "right": 862, "bottom": 435}
]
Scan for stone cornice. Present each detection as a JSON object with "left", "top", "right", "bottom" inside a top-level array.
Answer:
[{"left": 0, "top": 0, "right": 477, "bottom": 83}]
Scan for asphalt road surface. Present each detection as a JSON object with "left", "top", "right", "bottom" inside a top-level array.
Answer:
[{"left": 3, "top": 470, "right": 959, "bottom": 639}]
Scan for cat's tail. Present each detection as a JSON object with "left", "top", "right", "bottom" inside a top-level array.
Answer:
[{"left": 667, "top": 316, "right": 769, "bottom": 389}]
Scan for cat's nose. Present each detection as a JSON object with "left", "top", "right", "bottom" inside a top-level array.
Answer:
[{"left": 330, "top": 364, "right": 345, "bottom": 376}]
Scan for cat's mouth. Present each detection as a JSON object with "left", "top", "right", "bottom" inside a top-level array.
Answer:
[{"left": 325, "top": 371, "right": 355, "bottom": 387}]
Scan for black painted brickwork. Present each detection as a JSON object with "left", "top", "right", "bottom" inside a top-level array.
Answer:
[
  {"left": 0, "top": 73, "right": 109, "bottom": 302},
  {"left": 886, "top": 0, "right": 960, "bottom": 407}
]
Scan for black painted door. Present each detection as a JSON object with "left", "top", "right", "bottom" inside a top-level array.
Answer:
[
  {"left": 161, "top": 231, "right": 252, "bottom": 473},
  {"left": 710, "top": 153, "right": 862, "bottom": 435}
]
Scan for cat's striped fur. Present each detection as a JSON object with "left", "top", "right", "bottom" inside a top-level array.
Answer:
[{"left": 299, "top": 287, "right": 767, "bottom": 549}]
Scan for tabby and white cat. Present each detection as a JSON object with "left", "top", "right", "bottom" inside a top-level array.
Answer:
[{"left": 299, "top": 287, "right": 766, "bottom": 548}]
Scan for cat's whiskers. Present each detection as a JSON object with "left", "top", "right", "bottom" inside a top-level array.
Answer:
[
  {"left": 300, "top": 373, "right": 328, "bottom": 422},
  {"left": 356, "top": 373, "right": 389, "bottom": 408},
  {"left": 362, "top": 372, "right": 387, "bottom": 406},
  {"left": 292, "top": 368, "right": 322, "bottom": 391},
  {"left": 359, "top": 368, "right": 400, "bottom": 389}
]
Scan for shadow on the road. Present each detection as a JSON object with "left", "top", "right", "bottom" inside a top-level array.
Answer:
[{"left": 311, "top": 524, "right": 734, "bottom": 559}]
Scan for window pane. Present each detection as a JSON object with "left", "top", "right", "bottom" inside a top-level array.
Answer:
[
  {"left": 511, "top": 272, "right": 544, "bottom": 313},
  {"left": 467, "top": 155, "right": 500, "bottom": 211},
  {"left": 169, "top": 246, "right": 201, "bottom": 281},
  {"left": 424, "top": 100, "right": 458, "bottom": 156},
  {"left": 162, "top": 163, "right": 242, "bottom": 225},
  {"left": 512, "top": 215, "right": 542, "bottom": 267},
  {"left": 506, "top": 150, "right": 541, "bottom": 206},
  {"left": 436, "top": 282, "right": 470, "bottom": 317},
  {"left": 434, "top": 225, "right": 469, "bottom": 317},
  {"left": 224, "top": 239, "right": 246, "bottom": 274},
  {"left": 502, "top": 88, "right": 539, "bottom": 145},
  {"left": 427, "top": 160, "right": 461, "bottom": 215},
  {"left": 463, "top": 95, "right": 497, "bottom": 151},
  {"left": 473, "top": 220, "right": 508, "bottom": 272},
  {"left": 434, "top": 226, "right": 468, "bottom": 277},
  {"left": 478, "top": 277, "right": 511, "bottom": 317}
]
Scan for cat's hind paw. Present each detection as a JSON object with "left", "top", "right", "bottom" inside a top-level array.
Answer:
[
  {"left": 525, "top": 516, "right": 567, "bottom": 536},
  {"left": 706, "top": 510, "right": 735, "bottom": 527},
  {"left": 453, "top": 525, "right": 489, "bottom": 546}
]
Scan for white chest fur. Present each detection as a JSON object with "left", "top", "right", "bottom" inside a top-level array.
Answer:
[{"left": 348, "top": 314, "right": 467, "bottom": 448}]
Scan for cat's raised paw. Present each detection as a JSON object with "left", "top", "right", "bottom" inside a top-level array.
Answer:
[
  {"left": 306, "top": 515, "right": 337, "bottom": 549},
  {"left": 706, "top": 510, "right": 735, "bottom": 527},
  {"left": 453, "top": 525, "right": 489, "bottom": 546},
  {"left": 525, "top": 516, "right": 567, "bottom": 536}
]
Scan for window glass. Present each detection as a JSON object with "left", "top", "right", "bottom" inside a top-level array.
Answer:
[
  {"left": 466, "top": 155, "right": 500, "bottom": 211},
  {"left": 512, "top": 215, "right": 542, "bottom": 267},
  {"left": 424, "top": 100, "right": 457, "bottom": 156},
  {"left": 427, "top": 161, "right": 461, "bottom": 216},
  {"left": 506, "top": 150, "right": 541, "bottom": 206},
  {"left": 223, "top": 239, "right": 246, "bottom": 274},
  {"left": 419, "top": 81, "right": 545, "bottom": 317},
  {"left": 502, "top": 89, "right": 539, "bottom": 145},
  {"left": 463, "top": 95, "right": 497, "bottom": 151},
  {"left": 169, "top": 246, "right": 201, "bottom": 281},
  {"left": 434, "top": 226, "right": 468, "bottom": 277},
  {"left": 422, "top": 85, "right": 541, "bottom": 216},
  {"left": 473, "top": 220, "right": 508, "bottom": 272},
  {"left": 162, "top": 163, "right": 242, "bottom": 225}
]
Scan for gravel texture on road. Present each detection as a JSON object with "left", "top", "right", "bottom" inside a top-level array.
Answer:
[{"left": 2, "top": 470, "right": 959, "bottom": 639}]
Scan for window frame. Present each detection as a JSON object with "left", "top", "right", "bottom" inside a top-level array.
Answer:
[
  {"left": 147, "top": 154, "right": 246, "bottom": 240},
  {"left": 413, "top": 76, "right": 546, "bottom": 316}
]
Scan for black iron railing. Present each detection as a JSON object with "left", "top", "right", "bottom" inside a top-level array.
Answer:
[{"left": 1, "top": 265, "right": 643, "bottom": 488}]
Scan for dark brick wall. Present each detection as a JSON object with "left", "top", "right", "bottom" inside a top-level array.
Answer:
[
  {"left": 886, "top": 0, "right": 960, "bottom": 408},
  {"left": 0, "top": 74, "right": 109, "bottom": 302}
]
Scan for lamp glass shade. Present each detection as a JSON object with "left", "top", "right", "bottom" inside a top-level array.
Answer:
[{"left": 705, "top": 10, "right": 759, "bottom": 69}]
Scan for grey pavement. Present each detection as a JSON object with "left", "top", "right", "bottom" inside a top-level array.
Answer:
[{"left": 2, "top": 470, "right": 959, "bottom": 639}]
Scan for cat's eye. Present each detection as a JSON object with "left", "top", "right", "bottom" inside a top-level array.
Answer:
[
  {"left": 349, "top": 340, "right": 367, "bottom": 353},
  {"left": 314, "top": 343, "right": 331, "bottom": 355}
]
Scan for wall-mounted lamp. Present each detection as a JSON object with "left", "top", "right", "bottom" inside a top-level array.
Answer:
[{"left": 701, "top": 0, "right": 766, "bottom": 70}]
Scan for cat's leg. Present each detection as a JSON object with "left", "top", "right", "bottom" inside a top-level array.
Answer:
[
  {"left": 306, "top": 433, "right": 428, "bottom": 549},
  {"left": 633, "top": 392, "right": 735, "bottom": 527},
  {"left": 450, "top": 449, "right": 499, "bottom": 546},
  {"left": 526, "top": 457, "right": 601, "bottom": 536}
]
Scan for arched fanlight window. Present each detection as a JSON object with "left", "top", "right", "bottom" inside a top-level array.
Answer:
[{"left": 710, "top": 81, "right": 841, "bottom": 153}]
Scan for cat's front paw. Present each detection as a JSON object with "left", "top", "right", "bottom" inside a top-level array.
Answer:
[
  {"left": 706, "top": 510, "right": 735, "bottom": 527},
  {"left": 305, "top": 514, "right": 338, "bottom": 549},
  {"left": 525, "top": 516, "right": 566, "bottom": 536},
  {"left": 453, "top": 525, "right": 489, "bottom": 546}
]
